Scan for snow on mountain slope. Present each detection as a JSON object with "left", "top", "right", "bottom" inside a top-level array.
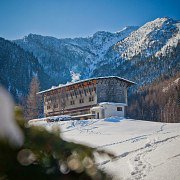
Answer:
[
  {"left": 156, "top": 21, "right": 180, "bottom": 57},
  {"left": 115, "top": 17, "right": 179, "bottom": 60},
  {"left": 13, "top": 17, "right": 179, "bottom": 90},
  {"left": 93, "top": 18, "right": 180, "bottom": 88},
  {"left": 162, "top": 77, "right": 180, "bottom": 92},
  {"left": 90, "top": 26, "right": 138, "bottom": 57},
  {"left": 14, "top": 26, "right": 137, "bottom": 83},
  {"left": 33, "top": 118, "right": 180, "bottom": 180}
]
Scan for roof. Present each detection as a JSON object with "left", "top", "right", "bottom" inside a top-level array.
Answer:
[
  {"left": 38, "top": 76, "right": 135, "bottom": 94},
  {"left": 99, "top": 102, "right": 128, "bottom": 106}
]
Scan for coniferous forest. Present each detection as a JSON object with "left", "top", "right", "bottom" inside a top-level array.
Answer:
[{"left": 127, "top": 73, "right": 180, "bottom": 123}]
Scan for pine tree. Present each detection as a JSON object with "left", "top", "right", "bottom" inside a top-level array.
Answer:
[{"left": 26, "top": 77, "right": 40, "bottom": 120}]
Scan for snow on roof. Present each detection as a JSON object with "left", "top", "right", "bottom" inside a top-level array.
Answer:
[
  {"left": 99, "top": 102, "right": 127, "bottom": 106},
  {"left": 38, "top": 76, "right": 135, "bottom": 94},
  {"left": 91, "top": 102, "right": 127, "bottom": 111},
  {"left": 91, "top": 106, "right": 104, "bottom": 110}
]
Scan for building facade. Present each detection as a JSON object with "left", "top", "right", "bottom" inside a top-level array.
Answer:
[{"left": 38, "top": 76, "right": 134, "bottom": 119}]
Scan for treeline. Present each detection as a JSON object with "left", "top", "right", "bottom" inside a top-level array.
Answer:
[
  {"left": 0, "top": 37, "right": 54, "bottom": 102},
  {"left": 127, "top": 73, "right": 180, "bottom": 123}
]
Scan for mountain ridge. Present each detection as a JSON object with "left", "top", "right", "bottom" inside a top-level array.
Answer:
[
  {"left": 13, "top": 25, "right": 139, "bottom": 83},
  {"left": 0, "top": 17, "right": 179, "bottom": 101},
  {"left": 14, "top": 17, "right": 179, "bottom": 90}
]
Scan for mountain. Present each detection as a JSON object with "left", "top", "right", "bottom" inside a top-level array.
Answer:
[
  {"left": 93, "top": 17, "right": 180, "bottom": 87},
  {"left": 116, "top": 18, "right": 179, "bottom": 59},
  {"left": 14, "top": 26, "right": 138, "bottom": 84},
  {"left": 0, "top": 17, "right": 174, "bottom": 98},
  {"left": 0, "top": 38, "right": 54, "bottom": 101},
  {"left": 14, "top": 17, "right": 179, "bottom": 91}
]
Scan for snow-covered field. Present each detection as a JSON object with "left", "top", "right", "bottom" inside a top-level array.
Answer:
[{"left": 34, "top": 118, "right": 180, "bottom": 180}]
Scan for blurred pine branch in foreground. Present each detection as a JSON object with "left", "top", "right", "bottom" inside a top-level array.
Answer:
[{"left": 0, "top": 88, "right": 113, "bottom": 180}]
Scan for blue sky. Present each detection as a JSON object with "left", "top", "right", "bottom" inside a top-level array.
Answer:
[{"left": 0, "top": 0, "right": 179, "bottom": 40}]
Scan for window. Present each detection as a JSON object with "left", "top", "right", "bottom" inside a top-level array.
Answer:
[
  {"left": 89, "top": 96, "right": 94, "bottom": 102},
  {"left": 47, "top": 105, "right": 51, "bottom": 110},
  {"left": 53, "top": 104, "right": 58, "bottom": 108},
  {"left": 89, "top": 88, "right": 91, "bottom": 93},
  {"left": 70, "top": 100, "right": 75, "bottom": 105},
  {"left": 76, "top": 91, "right": 79, "bottom": 95},
  {"left": 66, "top": 94, "right": 68, "bottom": 99},
  {"left": 79, "top": 98, "right": 84, "bottom": 103},
  {"left": 117, "top": 107, "right": 122, "bottom": 111},
  {"left": 83, "top": 89, "right": 86, "bottom": 94}
]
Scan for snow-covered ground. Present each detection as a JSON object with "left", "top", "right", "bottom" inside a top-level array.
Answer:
[{"left": 33, "top": 118, "right": 180, "bottom": 180}]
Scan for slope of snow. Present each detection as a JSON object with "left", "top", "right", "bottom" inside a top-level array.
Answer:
[
  {"left": 33, "top": 118, "right": 180, "bottom": 180},
  {"left": 115, "top": 17, "right": 179, "bottom": 60}
]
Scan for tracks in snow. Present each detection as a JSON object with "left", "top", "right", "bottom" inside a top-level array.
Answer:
[
  {"left": 97, "top": 123, "right": 180, "bottom": 180},
  {"left": 98, "top": 135, "right": 180, "bottom": 165},
  {"left": 97, "top": 123, "right": 167, "bottom": 149},
  {"left": 61, "top": 119, "right": 101, "bottom": 133},
  {"left": 45, "top": 120, "right": 180, "bottom": 179},
  {"left": 97, "top": 134, "right": 149, "bottom": 149},
  {"left": 128, "top": 135, "right": 180, "bottom": 180}
]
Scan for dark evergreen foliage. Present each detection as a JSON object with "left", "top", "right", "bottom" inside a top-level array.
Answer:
[
  {"left": 0, "top": 108, "right": 113, "bottom": 180},
  {"left": 0, "top": 38, "right": 54, "bottom": 102},
  {"left": 127, "top": 73, "right": 180, "bottom": 123}
]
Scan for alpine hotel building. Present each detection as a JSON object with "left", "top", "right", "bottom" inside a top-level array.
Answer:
[{"left": 38, "top": 76, "right": 135, "bottom": 119}]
